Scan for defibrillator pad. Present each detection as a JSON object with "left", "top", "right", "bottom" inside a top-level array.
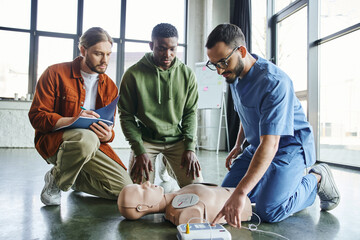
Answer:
[{"left": 172, "top": 194, "right": 199, "bottom": 209}]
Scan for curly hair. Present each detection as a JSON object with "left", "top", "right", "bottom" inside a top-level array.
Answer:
[{"left": 151, "top": 23, "right": 178, "bottom": 40}]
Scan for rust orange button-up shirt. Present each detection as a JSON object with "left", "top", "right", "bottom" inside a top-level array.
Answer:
[{"left": 28, "top": 56, "right": 126, "bottom": 169}]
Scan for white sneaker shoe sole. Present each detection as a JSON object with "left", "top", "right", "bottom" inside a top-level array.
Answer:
[
  {"left": 310, "top": 164, "right": 340, "bottom": 211},
  {"left": 40, "top": 170, "right": 61, "bottom": 206}
]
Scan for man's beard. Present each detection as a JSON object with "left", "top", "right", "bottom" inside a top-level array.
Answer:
[
  {"left": 225, "top": 55, "right": 244, "bottom": 84},
  {"left": 85, "top": 58, "right": 107, "bottom": 74}
]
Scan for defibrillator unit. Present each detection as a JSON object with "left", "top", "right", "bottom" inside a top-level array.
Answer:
[{"left": 176, "top": 223, "right": 231, "bottom": 240}]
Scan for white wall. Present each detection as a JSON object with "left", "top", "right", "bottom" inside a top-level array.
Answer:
[
  {"left": 187, "top": 0, "right": 230, "bottom": 151},
  {"left": 0, "top": 100, "right": 129, "bottom": 149},
  {"left": 0, "top": 101, "right": 34, "bottom": 147}
]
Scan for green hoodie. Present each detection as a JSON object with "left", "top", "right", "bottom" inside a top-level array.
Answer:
[{"left": 118, "top": 52, "right": 198, "bottom": 156}]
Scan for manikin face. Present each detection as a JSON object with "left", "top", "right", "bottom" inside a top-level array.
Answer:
[
  {"left": 207, "top": 41, "right": 244, "bottom": 84},
  {"left": 122, "top": 181, "right": 164, "bottom": 208},
  {"left": 149, "top": 37, "right": 178, "bottom": 70},
  {"left": 80, "top": 41, "right": 112, "bottom": 74}
]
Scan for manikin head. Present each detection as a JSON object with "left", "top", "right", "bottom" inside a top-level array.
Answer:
[{"left": 118, "top": 181, "right": 165, "bottom": 220}]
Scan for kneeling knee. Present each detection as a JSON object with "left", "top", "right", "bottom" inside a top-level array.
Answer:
[
  {"left": 257, "top": 212, "right": 281, "bottom": 223},
  {"left": 256, "top": 205, "right": 287, "bottom": 223},
  {"left": 75, "top": 131, "right": 100, "bottom": 155}
]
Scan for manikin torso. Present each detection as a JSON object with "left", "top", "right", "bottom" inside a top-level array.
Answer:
[{"left": 163, "top": 184, "right": 252, "bottom": 225}]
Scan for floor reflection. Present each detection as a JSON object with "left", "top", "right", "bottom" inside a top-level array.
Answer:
[{"left": 0, "top": 148, "right": 357, "bottom": 239}]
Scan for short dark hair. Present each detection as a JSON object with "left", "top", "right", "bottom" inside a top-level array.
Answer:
[
  {"left": 205, "top": 23, "right": 246, "bottom": 49},
  {"left": 151, "top": 23, "right": 178, "bottom": 40},
  {"left": 79, "top": 27, "right": 113, "bottom": 49}
]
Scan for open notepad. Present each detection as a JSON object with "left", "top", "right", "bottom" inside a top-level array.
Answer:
[{"left": 55, "top": 95, "right": 119, "bottom": 131}]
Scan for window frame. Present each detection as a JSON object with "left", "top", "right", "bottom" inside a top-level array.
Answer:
[
  {"left": 268, "top": 0, "right": 360, "bottom": 169},
  {"left": 0, "top": 0, "right": 189, "bottom": 96}
]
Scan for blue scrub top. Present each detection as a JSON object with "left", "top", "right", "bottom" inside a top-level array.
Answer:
[{"left": 230, "top": 55, "right": 315, "bottom": 166}]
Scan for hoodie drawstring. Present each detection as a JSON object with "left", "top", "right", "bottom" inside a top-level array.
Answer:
[
  {"left": 156, "top": 68, "right": 161, "bottom": 104},
  {"left": 145, "top": 53, "right": 176, "bottom": 104},
  {"left": 168, "top": 71, "right": 172, "bottom": 100}
]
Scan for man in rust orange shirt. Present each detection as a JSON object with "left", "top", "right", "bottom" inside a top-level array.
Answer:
[{"left": 29, "top": 27, "right": 132, "bottom": 206}]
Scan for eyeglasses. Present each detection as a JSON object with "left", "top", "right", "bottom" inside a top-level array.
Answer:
[{"left": 206, "top": 46, "right": 240, "bottom": 71}]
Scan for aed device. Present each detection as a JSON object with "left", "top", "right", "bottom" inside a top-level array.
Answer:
[{"left": 176, "top": 223, "right": 231, "bottom": 240}]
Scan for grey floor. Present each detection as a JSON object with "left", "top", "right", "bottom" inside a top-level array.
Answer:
[{"left": 0, "top": 148, "right": 359, "bottom": 240}]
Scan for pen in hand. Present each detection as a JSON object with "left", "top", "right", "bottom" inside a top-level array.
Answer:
[{"left": 80, "top": 106, "right": 100, "bottom": 119}]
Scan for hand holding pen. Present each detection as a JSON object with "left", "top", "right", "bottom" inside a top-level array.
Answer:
[
  {"left": 53, "top": 106, "right": 100, "bottom": 130},
  {"left": 80, "top": 106, "right": 100, "bottom": 119}
]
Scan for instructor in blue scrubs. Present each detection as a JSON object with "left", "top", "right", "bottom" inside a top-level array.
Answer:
[{"left": 206, "top": 24, "right": 340, "bottom": 227}]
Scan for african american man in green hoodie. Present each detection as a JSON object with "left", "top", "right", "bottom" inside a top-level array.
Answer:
[{"left": 118, "top": 23, "right": 203, "bottom": 187}]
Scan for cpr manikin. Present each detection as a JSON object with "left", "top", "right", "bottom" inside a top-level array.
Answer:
[{"left": 118, "top": 181, "right": 252, "bottom": 225}]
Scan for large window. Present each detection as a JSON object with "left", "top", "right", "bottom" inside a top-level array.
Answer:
[
  {"left": 37, "top": 37, "right": 74, "bottom": 80},
  {"left": 319, "top": 31, "right": 360, "bottom": 167},
  {"left": 320, "top": 0, "right": 360, "bottom": 38},
  {"left": 125, "top": 0, "right": 186, "bottom": 43},
  {"left": 37, "top": 0, "right": 77, "bottom": 34},
  {"left": 275, "top": 0, "right": 297, "bottom": 12},
  {"left": 251, "top": 0, "right": 267, "bottom": 58},
  {"left": 0, "top": 0, "right": 188, "bottom": 98},
  {"left": 318, "top": 2, "right": 360, "bottom": 167},
  {"left": 270, "top": 0, "right": 360, "bottom": 168},
  {"left": 83, "top": 0, "right": 121, "bottom": 38},
  {"left": 277, "top": 6, "right": 307, "bottom": 92},
  {"left": 273, "top": 2, "right": 308, "bottom": 116},
  {"left": 0, "top": 31, "right": 30, "bottom": 98},
  {"left": 0, "top": 0, "right": 30, "bottom": 29}
]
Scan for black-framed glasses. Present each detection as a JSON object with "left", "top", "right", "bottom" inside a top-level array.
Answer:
[{"left": 206, "top": 46, "right": 240, "bottom": 71}]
